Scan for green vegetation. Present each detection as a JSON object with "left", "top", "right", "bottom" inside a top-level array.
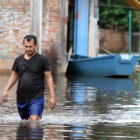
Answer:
[{"left": 99, "top": 0, "right": 140, "bottom": 31}]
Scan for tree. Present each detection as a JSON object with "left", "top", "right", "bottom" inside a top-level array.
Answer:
[{"left": 99, "top": 0, "right": 140, "bottom": 30}]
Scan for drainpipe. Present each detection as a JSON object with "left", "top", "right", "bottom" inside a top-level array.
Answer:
[
  {"left": 39, "top": 0, "right": 42, "bottom": 54},
  {"left": 30, "top": 0, "right": 42, "bottom": 54},
  {"left": 129, "top": 9, "right": 132, "bottom": 56},
  {"left": 139, "top": 25, "right": 140, "bottom": 55}
]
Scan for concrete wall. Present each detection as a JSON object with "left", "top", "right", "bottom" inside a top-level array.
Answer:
[{"left": 99, "top": 29, "right": 139, "bottom": 53}]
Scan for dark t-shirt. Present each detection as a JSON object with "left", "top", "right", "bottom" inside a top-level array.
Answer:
[{"left": 12, "top": 53, "right": 50, "bottom": 102}]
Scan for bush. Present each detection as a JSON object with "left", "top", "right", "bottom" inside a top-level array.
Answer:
[{"left": 99, "top": 0, "right": 140, "bottom": 31}]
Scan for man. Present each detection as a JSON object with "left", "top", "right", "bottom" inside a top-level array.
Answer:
[{"left": 2, "top": 35, "right": 56, "bottom": 120}]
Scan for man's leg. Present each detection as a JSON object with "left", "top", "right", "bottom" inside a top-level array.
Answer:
[
  {"left": 17, "top": 102, "right": 29, "bottom": 120},
  {"left": 28, "top": 97, "right": 44, "bottom": 121},
  {"left": 30, "top": 115, "right": 40, "bottom": 121}
]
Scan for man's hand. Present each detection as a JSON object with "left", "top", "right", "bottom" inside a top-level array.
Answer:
[
  {"left": 44, "top": 71, "right": 56, "bottom": 110},
  {"left": 2, "top": 90, "right": 8, "bottom": 102},
  {"left": 1, "top": 71, "right": 18, "bottom": 102},
  {"left": 49, "top": 97, "right": 56, "bottom": 110}
]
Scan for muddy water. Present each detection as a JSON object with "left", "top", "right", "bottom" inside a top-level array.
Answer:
[{"left": 0, "top": 73, "right": 140, "bottom": 139}]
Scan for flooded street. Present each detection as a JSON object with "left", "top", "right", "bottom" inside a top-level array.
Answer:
[{"left": 1, "top": 73, "right": 140, "bottom": 139}]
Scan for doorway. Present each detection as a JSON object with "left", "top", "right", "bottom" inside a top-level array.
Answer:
[
  {"left": 67, "top": 0, "right": 75, "bottom": 53},
  {"left": 67, "top": 0, "right": 89, "bottom": 56}
]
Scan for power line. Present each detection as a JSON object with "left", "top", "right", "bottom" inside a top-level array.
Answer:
[{"left": 99, "top": 4, "right": 140, "bottom": 11}]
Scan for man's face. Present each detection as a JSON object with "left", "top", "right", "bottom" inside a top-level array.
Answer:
[{"left": 23, "top": 39, "right": 37, "bottom": 56}]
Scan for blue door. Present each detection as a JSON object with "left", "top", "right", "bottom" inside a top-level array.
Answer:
[{"left": 74, "top": 0, "right": 89, "bottom": 56}]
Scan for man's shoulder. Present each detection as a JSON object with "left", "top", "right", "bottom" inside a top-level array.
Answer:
[
  {"left": 16, "top": 54, "right": 24, "bottom": 58},
  {"left": 36, "top": 53, "right": 49, "bottom": 60},
  {"left": 15, "top": 54, "right": 24, "bottom": 60}
]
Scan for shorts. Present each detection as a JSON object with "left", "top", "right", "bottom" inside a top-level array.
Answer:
[{"left": 17, "top": 97, "right": 44, "bottom": 120}]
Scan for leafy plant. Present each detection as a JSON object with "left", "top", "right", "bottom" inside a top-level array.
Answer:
[{"left": 99, "top": 0, "right": 140, "bottom": 30}]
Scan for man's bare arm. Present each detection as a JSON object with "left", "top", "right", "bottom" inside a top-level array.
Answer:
[
  {"left": 2, "top": 71, "right": 18, "bottom": 102},
  {"left": 44, "top": 71, "right": 56, "bottom": 110}
]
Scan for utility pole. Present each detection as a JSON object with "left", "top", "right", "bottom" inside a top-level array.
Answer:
[
  {"left": 129, "top": 9, "right": 132, "bottom": 56},
  {"left": 139, "top": 25, "right": 140, "bottom": 55},
  {"left": 30, "top": 0, "right": 42, "bottom": 54},
  {"left": 88, "top": 0, "right": 99, "bottom": 57}
]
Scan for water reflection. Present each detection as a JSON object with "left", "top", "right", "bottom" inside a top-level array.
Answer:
[
  {"left": 68, "top": 77, "right": 87, "bottom": 139},
  {"left": 67, "top": 75, "right": 135, "bottom": 92},
  {"left": 69, "top": 124, "right": 86, "bottom": 139},
  {"left": 67, "top": 76, "right": 135, "bottom": 139},
  {"left": 16, "top": 121, "right": 56, "bottom": 140},
  {"left": 1, "top": 73, "right": 140, "bottom": 139},
  {"left": 16, "top": 121, "right": 44, "bottom": 140},
  {"left": 67, "top": 75, "right": 136, "bottom": 107},
  {"left": 66, "top": 75, "right": 137, "bottom": 139}
]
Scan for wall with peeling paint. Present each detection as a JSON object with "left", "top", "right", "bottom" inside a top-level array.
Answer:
[{"left": 0, "top": 0, "right": 68, "bottom": 74}]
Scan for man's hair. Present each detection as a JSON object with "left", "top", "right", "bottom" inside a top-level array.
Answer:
[{"left": 23, "top": 35, "right": 37, "bottom": 45}]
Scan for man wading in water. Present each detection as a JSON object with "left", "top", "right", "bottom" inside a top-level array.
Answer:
[{"left": 2, "top": 35, "right": 56, "bottom": 120}]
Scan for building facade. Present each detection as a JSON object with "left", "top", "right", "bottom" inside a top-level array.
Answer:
[{"left": 0, "top": 0, "right": 99, "bottom": 73}]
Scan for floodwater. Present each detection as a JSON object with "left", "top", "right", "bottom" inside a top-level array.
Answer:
[{"left": 0, "top": 72, "right": 140, "bottom": 140}]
